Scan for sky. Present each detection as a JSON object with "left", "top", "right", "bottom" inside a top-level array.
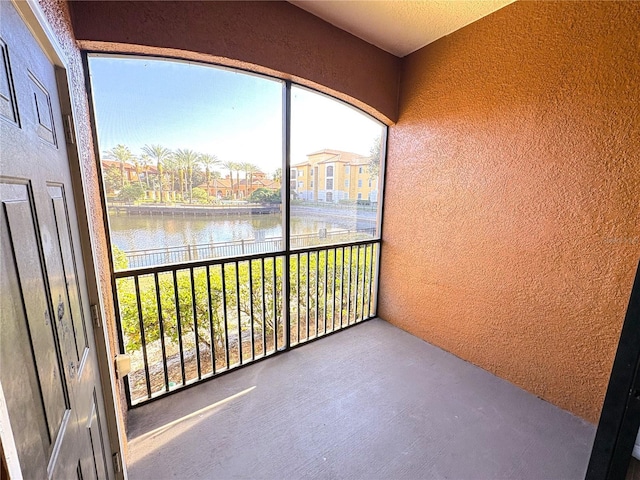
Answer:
[{"left": 88, "top": 56, "right": 384, "bottom": 176}]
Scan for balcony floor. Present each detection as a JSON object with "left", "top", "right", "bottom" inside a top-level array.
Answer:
[{"left": 126, "top": 318, "right": 595, "bottom": 479}]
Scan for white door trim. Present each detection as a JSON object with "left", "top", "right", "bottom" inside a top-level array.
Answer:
[
  {"left": 5, "top": 2, "right": 127, "bottom": 478},
  {"left": 0, "top": 381, "right": 22, "bottom": 480}
]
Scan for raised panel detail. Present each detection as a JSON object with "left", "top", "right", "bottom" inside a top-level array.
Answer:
[
  {"left": 48, "top": 184, "right": 89, "bottom": 366},
  {"left": 87, "top": 391, "right": 108, "bottom": 480},
  {"left": 0, "top": 38, "right": 18, "bottom": 124},
  {"left": 0, "top": 180, "right": 68, "bottom": 477},
  {"left": 28, "top": 71, "right": 56, "bottom": 146}
]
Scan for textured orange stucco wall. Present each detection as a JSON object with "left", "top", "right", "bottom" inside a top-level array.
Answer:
[
  {"left": 67, "top": 1, "right": 400, "bottom": 123},
  {"left": 380, "top": 1, "right": 640, "bottom": 423},
  {"left": 37, "top": 0, "right": 128, "bottom": 449}
]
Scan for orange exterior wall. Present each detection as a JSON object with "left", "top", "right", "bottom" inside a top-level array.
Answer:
[
  {"left": 67, "top": 1, "right": 400, "bottom": 123},
  {"left": 380, "top": 1, "right": 640, "bottom": 423}
]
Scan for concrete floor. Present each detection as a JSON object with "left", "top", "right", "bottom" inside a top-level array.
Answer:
[{"left": 126, "top": 318, "right": 596, "bottom": 479}]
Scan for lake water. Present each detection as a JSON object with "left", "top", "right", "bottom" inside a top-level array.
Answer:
[{"left": 109, "top": 208, "right": 377, "bottom": 252}]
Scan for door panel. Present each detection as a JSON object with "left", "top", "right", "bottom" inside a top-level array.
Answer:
[
  {"left": 29, "top": 72, "right": 57, "bottom": 146},
  {"left": 0, "top": 38, "right": 19, "bottom": 125},
  {"left": 0, "top": 182, "right": 50, "bottom": 480},
  {"left": 86, "top": 390, "right": 109, "bottom": 480},
  {"left": 48, "top": 183, "right": 90, "bottom": 364},
  {"left": 0, "top": 2, "right": 112, "bottom": 478},
  {"left": 0, "top": 181, "right": 69, "bottom": 444}
]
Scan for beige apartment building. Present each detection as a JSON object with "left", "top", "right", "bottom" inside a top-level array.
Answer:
[{"left": 291, "top": 149, "right": 379, "bottom": 203}]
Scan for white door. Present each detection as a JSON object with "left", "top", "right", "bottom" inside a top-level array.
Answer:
[{"left": 1, "top": 2, "right": 112, "bottom": 478}]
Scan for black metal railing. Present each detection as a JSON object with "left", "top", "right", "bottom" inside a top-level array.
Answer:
[{"left": 114, "top": 240, "right": 379, "bottom": 406}]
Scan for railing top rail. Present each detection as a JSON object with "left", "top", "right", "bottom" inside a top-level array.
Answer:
[
  {"left": 114, "top": 238, "right": 380, "bottom": 278},
  {"left": 290, "top": 238, "right": 380, "bottom": 256}
]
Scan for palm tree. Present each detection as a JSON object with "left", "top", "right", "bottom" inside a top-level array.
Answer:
[
  {"left": 272, "top": 168, "right": 282, "bottom": 184},
  {"left": 174, "top": 149, "right": 200, "bottom": 203},
  {"left": 242, "top": 163, "right": 259, "bottom": 198},
  {"left": 162, "top": 154, "right": 178, "bottom": 201},
  {"left": 221, "top": 160, "right": 236, "bottom": 198},
  {"left": 199, "top": 153, "right": 220, "bottom": 198},
  {"left": 131, "top": 155, "right": 144, "bottom": 188},
  {"left": 103, "top": 144, "right": 134, "bottom": 189},
  {"left": 139, "top": 154, "right": 152, "bottom": 189},
  {"left": 171, "top": 151, "right": 186, "bottom": 200},
  {"left": 142, "top": 144, "right": 172, "bottom": 201},
  {"left": 233, "top": 162, "right": 243, "bottom": 199}
]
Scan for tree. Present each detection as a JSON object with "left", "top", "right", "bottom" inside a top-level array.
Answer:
[
  {"left": 139, "top": 154, "right": 152, "bottom": 189},
  {"left": 162, "top": 155, "right": 178, "bottom": 199},
  {"left": 117, "top": 183, "right": 145, "bottom": 204},
  {"left": 172, "top": 151, "right": 186, "bottom": 200},
  {"left": 191, "top": 187, "right": 209, "bottom": 204},
  {"left": 249, "top": 187, "right": 281, "bottom": 204},
  {"left": 103, "top": 144, "right": 134, "bottom": 189},
  {"left": 142, "top": 144, "right": 172, "bottom": 201},
  {"left": 221, "top": 160, "right": 236, "bottom": 198},
  {"left": 241, "top": 162, "right": 259, "bottom": 197},
  {"left": 112, "top": 245, "right": 129, "bottom": 271},
  {"left": 272, "top": 168, "right": 282, "bottom": 183},
  {"left": 367, "top": 136, "right": 382, "bottom": 180},
  {"left": 103, "top": 164, "right": 124, "bottom": 194},
  {"left": 199, "top": 153, "right": 220, "bottom": 198},
  {"left": 131, "top": 155, "right": 144, "bottom": 188},
  {"left": 173, "top": 149, "right": 200, "bottom": 202},
  {"left": 233, "top": 162, "right": 243, "bottom": 199}
]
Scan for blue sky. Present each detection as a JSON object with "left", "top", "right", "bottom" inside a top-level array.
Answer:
[{"left": 89, "top": 55, "right": 383, "bottom": 175}]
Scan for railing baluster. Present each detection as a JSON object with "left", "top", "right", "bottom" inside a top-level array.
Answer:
[
  {"left": 134, "top": 275, "right": 152, "bottom": 399},
  {"left": 235, "top": 261, "right": 243, "bottom": 364},
  {"left": 354, "top": 245, "right": 360, "bottom": 323},
  {"left": 345, "top": 247, "right": 353, "bottom": 325},
  {"left": 221, "top": 263, "right": 230, "bottom": 369},
  {"left": 261, "top": 258, "right": 267, "bottom": 357},
  {"left": 297, "top": 253, "right": 300, "bottom": 345},
  {"left": 153, "top": 272, "right": 169, "bottom": 392},
  {"left": 359, "top": 246, "right": 364, "bottom": 321},
  {"left": 272, "top": 257, "right": 277, "bottom": 351},
  {"left": 323, "top": 248, "right": 328, "bottom": 335},
  {"left": 340, "top": 247, "right": 345, "bottom": 329},
  {"left": 371, "top": 243, "right": 378, "bottom": 317},
  {"left": 249, "top": 260, "right": 255, "bottom": 361},
  {"left": 362, "top": 244, "right": 373, "bottom": 318},
  {"left": 191, "top": 267, "right": 201, "bottom": 380},
  {"left": 332, "top": 247, "right": 337, "bottom": 332},
  {"left": 306, "top": 253, "right": 310, "bottom": 341},
  {"left": 315, "top": 251, "right": 319, "bottom": 338},
  {"left": 360, "top": 245, "right": 365, "bottom": 320},
  {"left": 369, "top": 244, "right": 374, "bottom": 317},
  {"left": 172, "top": 270, "right": 186, "bottom": 385},
  {"left": 361, "top": 245, "right": 368, "bottom": 321},
  {"left": 206, "top": 265, "right": 216, "bottom": 375}
]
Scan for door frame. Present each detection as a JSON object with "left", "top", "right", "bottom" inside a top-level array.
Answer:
[
  {"left": 0, "top": 1, "right": 126, "bottom": 478},
  {"left": 586, "top": 259, "right": 640, "bottom": 480}
]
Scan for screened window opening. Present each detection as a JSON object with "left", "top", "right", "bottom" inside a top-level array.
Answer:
[
  {"left": 290, "top": 85, "right": 385, "bottom": 246},
  {"left": 87, "top": 54, "right": 386, "bottom": 405}
]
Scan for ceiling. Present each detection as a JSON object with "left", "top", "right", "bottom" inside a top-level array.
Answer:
[{"left": 289, "top": 0, "right": 515, "bottom": 57}]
